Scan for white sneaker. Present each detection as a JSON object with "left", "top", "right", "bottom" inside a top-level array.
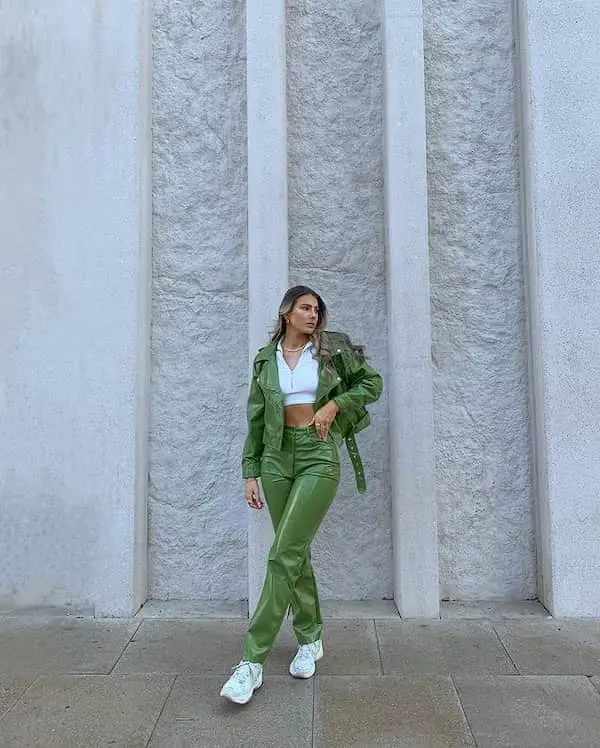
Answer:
[
  {"left": 220, "top": 660, "right": 263, "bottom": 704},
  {"left": 289, "top": 639, "right": 323, "bottom": 679}
]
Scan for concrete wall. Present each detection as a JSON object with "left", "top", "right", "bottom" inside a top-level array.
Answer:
[
  {"left": 0, "top": 1, "right": 151, "bottom": 615},
  {"left": 149, "top": 1, "right": 248, "bottom": 599},
  {"left": 1, "top": 0, "right": 549, "bottom": 612},
  {"left": 518, "top": 0, "right": 600, "bottom": 616},
  {"left": 424, "top": 0, "right": 536, "bottom": 600},
  {"left": 287, "top": 0, "right": 392, "bottom": 599},
  {"left": 149, "top": 0, "right": 535, "bottom": 603}
]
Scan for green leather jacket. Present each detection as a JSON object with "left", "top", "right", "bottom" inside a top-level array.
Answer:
[{"left": 242, "top": 331, "right": 383, "bottom": 493}]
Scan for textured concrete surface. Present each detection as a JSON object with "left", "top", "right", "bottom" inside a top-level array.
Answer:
[
  {"left": 0, "top": 677, "right": 33, "bottom": 718},
  {"left": 311, "top": 619, "right": 382, "bottom": 675},
  {"left": 376, "top": 620, "right": 517, "bottom": 675},
  {"left": 287, "top": 0, "right": 392, "bottom": 601},
  {"left": 424, "top": 0, "right": 535, "bottom": 601},
  {"left": 3, "top": 616, "right": 600, "bottom": 746},
  {"left": 137, "top": 598, "right": 400, "bottom": 620},
  {"left": 138, "top": 599, "right": 248, "bottom": 619},
  {"left": 0, "top": 617, "right": 139, "bottom": 675},
  {"left": 113, "top": 619, "right": 250, "bottom": 676},
  {"left": 493, "top": 620, "right": 600, "bottom": 675},
  {"left": 455, "top": 676, "right": 600, "bottom": 748},
  {"left": 0, "top": 674, "right": 174, "bottom": 748},
  {"left": 320, "top": 599, "right": 399, "bottom": 619},
  {"left": 440, "top": 600, "right": 549, "bottom": 620},
  {"left": 148, "top": 675, "right": 312, "bottom": 748},
  {"left": 314, "top": 676, "right": 475, "bottom": 747},
  {"left": 150, "top": 0, "right": 248, "bottom": 600}
]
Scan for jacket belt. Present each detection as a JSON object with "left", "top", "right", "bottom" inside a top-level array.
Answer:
[{"left": 344, "top": 431, "right": 366, "bottom": 494}]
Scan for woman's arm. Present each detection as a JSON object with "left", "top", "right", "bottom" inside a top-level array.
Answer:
[
  {"left": 241, "top": 368, "right": 265, "bottom": 479},
  {"left": 332, "top": 348, "right": 383, "bottom": 416}
]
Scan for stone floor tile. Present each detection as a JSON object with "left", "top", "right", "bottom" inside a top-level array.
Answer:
[
  {"left": 314, "top": 675, "right": 475, "bottom": 747},
  {"left": 440, "top": 601, "right": 549, "bottom": 620},
  {"left": 0, "top": 676, "right": 34, "bottom": 718},
  {"left": 148, "top": 675, "right": 312, "bottom": 748},
  {"left": 321, "top": 599, "right": 400, "bottom": 619},
  {"left": 494, "top": 620, "right": 600, "bottom": 674},
  {"left": 591, "top": 676, "right": 600, "bottom": 694},
  {"left": 267, "top": 619, "right": 382, "bottom": 676},
  {"left": 0, "top": 674, "right": 174, "bottom": 748},
  {"left": 114, "top": 619, "right": 250, "bottom": 674},
  {"left": 454, "top": 675, "right": 600, "bottom": 748},
  {"left": 0, "top": 605, "right": 95, "bottom": 617},
  {"left": 376, "top": 620, "right": 517, "bottom": 675},
  {"left": 0, "top": 617, "right": 139, "bottom": 675},
  {"left": 138, "top": 599, "right": 248, "bottom": 619}
]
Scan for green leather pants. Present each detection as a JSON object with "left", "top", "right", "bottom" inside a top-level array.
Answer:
[{"left": 243, "top": 425, "right": 340, "bottom": 663}]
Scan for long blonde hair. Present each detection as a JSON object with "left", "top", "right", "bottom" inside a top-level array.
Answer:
[{"left": 270, "top": 286, "right": 366, "bottom": 365}]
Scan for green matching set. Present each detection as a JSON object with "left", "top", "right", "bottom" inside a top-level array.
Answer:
[{"left": 241, "top": 331, "right": 383, "bottom": 663}]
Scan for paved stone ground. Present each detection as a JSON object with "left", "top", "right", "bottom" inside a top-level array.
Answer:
[{"left": 1, "top": 601, "right": 600, "bottom": 747}]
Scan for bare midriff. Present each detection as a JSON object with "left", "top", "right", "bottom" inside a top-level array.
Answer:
[{"left": 283, "top": 403, "right": 315, "bottom": 427}]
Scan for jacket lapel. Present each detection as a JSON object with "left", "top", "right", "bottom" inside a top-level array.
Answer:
[
  {"left": 316, "top": 359, "right": 341, "bottom": 405},
  {"left": 261, "top": 355, "right": 283, "bottom": 394}
]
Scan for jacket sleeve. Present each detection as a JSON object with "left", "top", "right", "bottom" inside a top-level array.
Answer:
[
  {"left": 241, "top": 367, "right": 265, "bottom": 479},
  {"left": 332, "top": 349, "right": 383, "bottom": 419}
]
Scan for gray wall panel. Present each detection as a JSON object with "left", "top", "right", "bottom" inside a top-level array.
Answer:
[
  {"left": 287, "top": 0, "right": 393, "bottom": 599},
  {"left": 150, "top": 1, "right": 248, "bottom": 599},
  {"left": 424, "top": 0, "right": 536, "bottom": 599}
]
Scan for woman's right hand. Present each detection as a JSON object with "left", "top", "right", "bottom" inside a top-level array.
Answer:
[{"left": 245, "top": 478, "right": 264, "bottom": 510}]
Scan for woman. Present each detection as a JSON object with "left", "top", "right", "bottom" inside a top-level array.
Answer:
[{"left": 220, "top": 285, "right": 383, "bottom": 704}]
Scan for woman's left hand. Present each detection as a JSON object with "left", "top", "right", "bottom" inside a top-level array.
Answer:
[{"left": 311, "top": 400, "right": 340, "bottom": 439}]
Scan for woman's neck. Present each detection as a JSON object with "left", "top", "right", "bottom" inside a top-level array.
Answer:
[{"left": 282, "top": 330, "right": 310, "bottom": 349}]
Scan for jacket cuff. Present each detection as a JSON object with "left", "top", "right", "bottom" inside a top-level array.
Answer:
[
  {"left": 242, "top": 460, "right": 261, "bottom": 479},
  {"left": 333, "top": 393, "right": 353, "bottom": 414}
]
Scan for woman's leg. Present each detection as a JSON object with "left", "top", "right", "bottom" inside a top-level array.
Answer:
[
  {"left": 290, "top": 546, "right": 323, "bottom": 643},
  {"left": 261, "top": 473, "right": 323, "bottom": 644},
  {"left": 242, "top": 473, "right": 339, "bottom": 663}
]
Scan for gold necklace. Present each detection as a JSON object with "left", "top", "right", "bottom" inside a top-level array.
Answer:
[{"left": 282, "top": 340, "right": 305, "bottom": 352}]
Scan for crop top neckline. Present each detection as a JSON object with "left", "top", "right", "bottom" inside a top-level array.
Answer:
[{"left": 276, "top": 339, "right": 319, "bottom": 406}]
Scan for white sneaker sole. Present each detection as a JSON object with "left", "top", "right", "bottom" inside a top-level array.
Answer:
[
  {"left": 220, "top": 674, "right": 263, "bottom": 704},
  {"left": 289, "top": 646, "right": 323, "bottom": 679}
]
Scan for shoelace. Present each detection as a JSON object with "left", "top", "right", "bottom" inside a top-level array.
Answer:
[
  {"left": 231, "top": 661, "right": 254, "bottom": 684},
  {"left": 297, "top": 643, "right": 316, "bottom": 660}
]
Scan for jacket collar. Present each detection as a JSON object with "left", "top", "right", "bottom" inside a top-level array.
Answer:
[{"left": 255, "top": 341, "right": 277, "bottom": 363}]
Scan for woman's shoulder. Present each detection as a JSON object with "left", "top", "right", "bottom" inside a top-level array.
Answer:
[
  {"left": 253, "top": 339, "right": 277, "bottom": 362},
  {"left": 320, "top": 329, "right": 353, "bottom": 351}
]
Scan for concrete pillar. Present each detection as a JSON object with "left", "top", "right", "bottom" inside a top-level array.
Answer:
[
  {"left": 516, "top": 0, "right": 600, "bottom": 616},
  {"left": 382, "top": 0, "right": 440, "bottom": 617},
  {"left": 246, "top": 0, "right": 288, "bottom": 613},
  {"left": 0, "top": 1, "right": 152, "bottom": 615}
]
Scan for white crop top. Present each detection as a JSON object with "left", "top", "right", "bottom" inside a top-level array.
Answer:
[{"left": 276, "top": 340, "right": 319, "bottom": 406}]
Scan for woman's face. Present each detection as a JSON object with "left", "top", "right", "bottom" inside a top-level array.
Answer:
[{"left": 287, "top": 294, "right": 320, "bottom": 336}]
